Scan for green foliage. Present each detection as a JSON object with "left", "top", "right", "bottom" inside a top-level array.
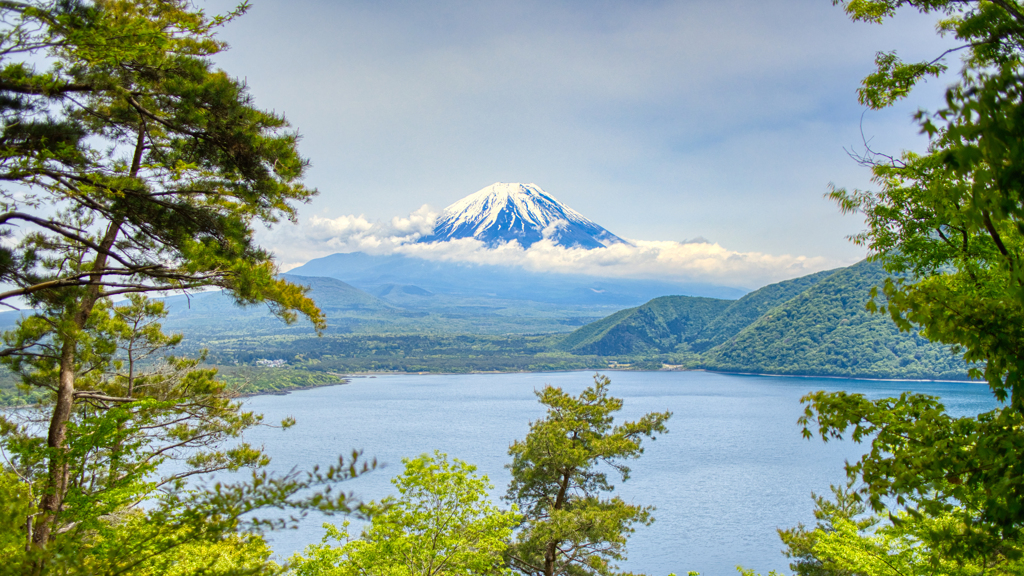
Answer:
[
  {"left": 135, "top": 532, "right": 278, "bottom": 576},
  {"left": 0, "top": 294, "right": 371, "bottom": 574},
  {"left": 0, "top": 470, "right": 34, "bottom": 560},
  {"left": 289, "top": 451, "right": 518, "bottom": 576},
  {"left": 813, "top": 513, "right": 1024, "bottom": 576},
  {"left": 505, "top": 375, "right": 671, "bottom": 576},
  {"left": 0, "top": 0, "right": 435, "bottom": 571},
  {"left": 0, "top": 0, "right": 323, "bottom": 326},
  {"left": 702, "top": 261, "right": 969, "bottom": 379},
  {"left": 805, "top": 0, "right": 1024, "bottom": 563},
  {"left": 778, "top": 486, "right": 1024, "bottom": 576},
  {"left": 777, "top": 483, "right": 876, "bottom": 576},
  {"left": 557, "top": 296, "right": 731, "bottom": 356},
  {"left": 799, "top": 388, "right": 1024, "bottom": 561},
  {"left": 0, "top": 0, "right": 380, "bottom": 568},
  {"left": 827, "top": 0, "right": 1024, "bottom": 402},
  {"left": 832, "top": 0, "right": 1018, "bottom": 108}
]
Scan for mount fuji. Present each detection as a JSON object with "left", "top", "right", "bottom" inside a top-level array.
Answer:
[{"left": 418, "top": 182, "right": 628, "bottom": 249}]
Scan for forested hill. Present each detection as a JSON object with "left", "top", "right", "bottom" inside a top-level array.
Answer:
[
  {"left": 557, "top": 296, "right": 733, "bottom": 356},
  {"left": 559, "top": 260, "right": 971, "bottom": 380},
  {"left": 700, "top": 260, "right": 969, "bottom": 379},
  {"left": 557, "top": 269, "right": 835, "bottom": 356},
  {"left": 687, "top": 268, "right": 837, "bottom": 353}
]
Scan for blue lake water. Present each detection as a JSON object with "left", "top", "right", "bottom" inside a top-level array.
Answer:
[{"left": 224, "top": 370, "right": 999, "bottom": 576}]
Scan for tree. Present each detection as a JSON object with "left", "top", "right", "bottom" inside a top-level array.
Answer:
[
  {"left": 801, "top": 0, "right": 1024, "bottom": 565},
  {"left": 504, "top": 374, "right": 671, "bottom": 576},
  {"left": 777, "top": 482, "right": 876, "bottom": 576},
  {"left": 828, "top": 0, "right": 1024, "bottom": 405},
  {"left": 812, "top": 511, "right": 1024, "bottom": 576},
  {"left": 289, "top": 451, "right": 519, "bottom": 576},
  {"left": 0, "top": 293, "right": 367, "bottom": 575},
  {"left": 0, "top": 0, "right": 361, "bottom": 571}
]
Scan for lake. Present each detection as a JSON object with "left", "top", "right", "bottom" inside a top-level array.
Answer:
[{"left": 226, "top": 370, "right": 999, "bottom": 576}]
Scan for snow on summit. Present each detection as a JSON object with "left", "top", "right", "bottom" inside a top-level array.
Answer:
[{"left": 419, "top": 183, "right": 628, "bottom": 249}]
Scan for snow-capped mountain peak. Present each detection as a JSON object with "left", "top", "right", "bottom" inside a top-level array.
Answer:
[{"left": 419, "top": 183, "right": 628, "bottom": 249}]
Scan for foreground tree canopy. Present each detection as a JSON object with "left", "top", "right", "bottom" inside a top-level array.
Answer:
[
  {"left": 290, "top": 452, "right": 520, "bottom": 576},
  {"left": 0, "top": 1, "right": 365, "bottom": 574},
  {"left": 505, "top": 375, "right": 671, "bottom": 576},
  {"left": 795, "top": 0, "right": 1024, "bottom": 572},
  {"left": 0, "top": 0, "right": 324, "bottom": 323}
]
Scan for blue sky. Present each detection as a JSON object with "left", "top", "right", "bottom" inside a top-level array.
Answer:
[{"left": 204, "top": 0, "right": 956, "bottom": 286}]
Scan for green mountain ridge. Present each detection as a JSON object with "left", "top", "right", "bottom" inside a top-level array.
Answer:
[
  {"left": 701, "top": 260, "right": 969, "bottom": 379},
  {"left": 557, "top": 296, "right": 732, "bottom": 356},
  {"left": 556, "top": 270, "right": 837, "bottom": 357},
  {"left": 689, "top": 268, "right": 837, "bottom": 352},
  {"left": 558, "top": 260, "right": 971, "bottom": 380}
]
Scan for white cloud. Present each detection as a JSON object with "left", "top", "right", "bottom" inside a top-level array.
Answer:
[
  {"left": 263, "top": 205, "right": 441, "bottom": 267},
  {"left": 209, "top": 0, "right": 941, "bottom": 267},
  {"left": 260, "top": 207, "right": 847, "bottom": 288}
]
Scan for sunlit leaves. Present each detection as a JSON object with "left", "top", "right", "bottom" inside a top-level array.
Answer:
[
  {"left": 290, "top": 451, "right": 518, "bottom": 576},
  {"left": 813, "top": 0, "right": 1024, "bottom": 565},
  {"left": 505, "top": 375, "right": 670, "bottom": 576}
]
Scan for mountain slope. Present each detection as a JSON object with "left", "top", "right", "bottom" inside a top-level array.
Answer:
[
  {"left": 557, "top": 260, "right": 970, "bottom": 379},
  {"left": 688, "top": 268, "right": 837, "bottom": 352},
  {"left": 419, "top": 182, "right": 627, "bottom": 249},
  {"left": 281, "top": 274, "right": 393, "bottom": 311},
  {"left": 558, "top": 296, "right": 732, "bottom": 356},
  {"left": 557, "top": 269, "right": 836, "bottom": 357},
  {"left": 700, "top": 260, "right": 968, "bottom": 379}
]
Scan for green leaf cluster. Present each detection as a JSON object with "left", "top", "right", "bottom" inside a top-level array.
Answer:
[
  {"left": 776, "top": 482, "right": 876, "bottom": 576},
  {"left": 289, "top": 451, "right": 519, "bottom": 576},
  {"left": 0, "top": 293, "right": 372, "bottom": 574},
  {"left": 804, "top": 0, "right": 1024, "bottom": 567},
  {"left": 772, "top": 482, "right": 1024, "bottom": 576},
  {"left": 505, "top": 375, "right": 671, "bottom": 576}
]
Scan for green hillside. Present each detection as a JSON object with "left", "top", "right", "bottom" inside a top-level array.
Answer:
[
  {"left": 556, "top": 260, "right": 970, "bottom": 380},
  {"left": 556, "top": 269, "right": 835, "bottom": 357},
  {"left": 700, "top": 260, "right": 969, "bottom": 379},
  {"left": 557, "top": 296, "right": 732, "bottom": 356},
  {"left": 688, "top": 269, "right": 835, "bottom": 352}
]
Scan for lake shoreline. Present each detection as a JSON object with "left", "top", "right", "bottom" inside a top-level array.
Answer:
[{"left": 239, "top": 366, "right": 981, "bottom": 401}]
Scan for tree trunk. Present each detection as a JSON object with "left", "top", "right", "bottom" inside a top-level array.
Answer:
[
  {"left": 543, "top": 469, "right": 572, "bottom": 576},
  {"left": 30, "top": 338, "right": 77, "bottom": 550},
  {"left": 29, "top": 216, "right": 121, "bottom": 571},
  {"left": 544, "top": 542, "right": 556, "bottom": 576}
]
